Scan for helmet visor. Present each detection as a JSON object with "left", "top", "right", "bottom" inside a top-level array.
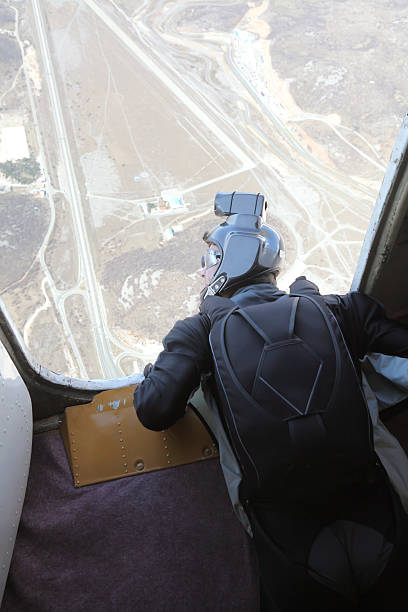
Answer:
[{"left": 201, "top": 248, "right": 222, "bottom": 270}]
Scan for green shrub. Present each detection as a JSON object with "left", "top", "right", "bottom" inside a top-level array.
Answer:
[{"left": 0, "top": 157, "right": 41, "bottom": 184}]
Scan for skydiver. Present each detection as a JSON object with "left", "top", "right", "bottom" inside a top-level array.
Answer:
[{"left": 133, "top": 191, "right": 408, "bottom": 612}]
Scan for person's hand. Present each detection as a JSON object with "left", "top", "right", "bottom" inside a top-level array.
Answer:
[{"left": 143, "top": 363, "right": 153, "bottom": 378}]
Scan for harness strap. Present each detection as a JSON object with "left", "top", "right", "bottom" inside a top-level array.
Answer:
[
  {"left": 288, "top": 297, "right": 299, "bottom": 338},
  {"left": 234, "top": 294, "right": 294, "bottom": 345},
  {"left": 236, "top": 308, "right": 273, "bottom": 345}
]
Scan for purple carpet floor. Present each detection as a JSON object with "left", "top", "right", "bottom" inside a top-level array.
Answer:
[{"left": 2, "top": 431, "right": 259, "bottom": 612}]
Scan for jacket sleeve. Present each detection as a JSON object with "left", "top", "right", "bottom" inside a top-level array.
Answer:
[
  {"left": 290, "top": 277, "right": 408, "bottom": 363},
  {"left": 327, "top": 292, "right": 408, "bottom": 362},
  {"left": 133, "top": 313, "right": 211, "bottom": 431}
]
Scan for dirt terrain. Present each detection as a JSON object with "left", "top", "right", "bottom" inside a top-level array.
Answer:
[{"left": 0, "top": 193, "right": 49, "bottom": 291}]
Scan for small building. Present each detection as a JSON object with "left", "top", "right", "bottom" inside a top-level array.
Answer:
[
  {"left": 160, "top": 189, "right": 186, "bottom": 209},
  {"left": 162, "top": 227, "right": 175, "bottom": 241}
]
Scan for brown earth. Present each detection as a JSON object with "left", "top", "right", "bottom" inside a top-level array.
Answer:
[
  {"left": 26, "top": 305, "right": 74, "bottom": 375},
  {"left": 0, "top": 34, "right": 21, "bottom": 99},
  {"left": 0, "top": 193, "right": 49, "bottom": 292},
  {"left": 173, "top": 3, "right": 248, "bottom": 33},
  {"left": 44, "top": 193, "right": 78, "bottom": 291},
  {"left": 64, "top": 293, "right": 101, "bottom": 378},
  {"left": 0, "top": 6, "right": 15, "bottom": 29},
  {"left": 264, "top": 0, "right": 407, "bottom": 162},
  {"left": 1, "top": 261, "right": 44, "bottom": 333}
]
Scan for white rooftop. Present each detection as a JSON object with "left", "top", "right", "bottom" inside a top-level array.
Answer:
[{"left": 0, "top": 126, "right": 30, "bottom": 163}]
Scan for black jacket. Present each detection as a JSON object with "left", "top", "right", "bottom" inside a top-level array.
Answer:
[{"left": 134, "top": 277, "right": 408, "bottom": 431}]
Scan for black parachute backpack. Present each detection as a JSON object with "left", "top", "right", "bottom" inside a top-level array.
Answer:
[{"left": 200, "top": 293, "right": 377, "bottom": 504}]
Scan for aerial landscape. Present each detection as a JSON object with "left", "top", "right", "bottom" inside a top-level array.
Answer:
[{"left": 0, "top": 0, "right": 407, "bottom": 379}]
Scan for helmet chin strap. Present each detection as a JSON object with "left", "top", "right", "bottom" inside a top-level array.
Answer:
[{"left": 203, "top": 274, "right": 227, "bottom": 299}]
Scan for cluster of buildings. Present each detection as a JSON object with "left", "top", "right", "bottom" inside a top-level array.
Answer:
[
  {"left": 232, "top": 29, "right": 289, "bottom": 124},
  {"left": 141, "top": 189, "right": 188, "bottom": 217},
  {"left": 138, "top": 189, "right": 189, "bottom": 244}
]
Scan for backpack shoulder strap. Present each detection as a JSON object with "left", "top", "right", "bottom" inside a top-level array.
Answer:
[{"left": 200, "top": 295, "right": 237, "bottom": 325}]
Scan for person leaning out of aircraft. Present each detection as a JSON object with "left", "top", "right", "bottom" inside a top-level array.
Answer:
[{"left": 133, "top": 192, "right": 408, "bottom": 612}]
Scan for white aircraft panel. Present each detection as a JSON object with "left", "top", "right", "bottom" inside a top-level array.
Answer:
[{"left": 0, "top": 341, "right": 32, "bottom": 605}]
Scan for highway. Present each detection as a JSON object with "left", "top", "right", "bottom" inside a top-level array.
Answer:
[
  {"left": 10, "top": 3, "right": 88, "bottom": 377},
  {"left": 31, "top": 0, "right": 120, "bottom": 378}
]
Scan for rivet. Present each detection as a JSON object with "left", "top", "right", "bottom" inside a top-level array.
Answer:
[
  {"left": 202, "top": 447, "right": 212, "bottom": 457},
  {"left": 123, "top": 462, "right": 128, "bottom": 467},
  {"left": 119, "top": 438, "right": 123, "bottom": 442},
  {"left": 135, "top": 460, "right": 144, "bottom": 471},
  {"left": 167, "top": 460, "right": 171, "bottom": 464},
  {"left": 121, "top": 446, "right": 125, "bottom": 450},
  {"left": 166, "top": 452, "right": 169, "bottom": 457},
  {"left": 122, "top": 454, "right": 126, "bottom": 458},
  {"left": 124, "top": 469, "right": 128, "bottom": 473}
]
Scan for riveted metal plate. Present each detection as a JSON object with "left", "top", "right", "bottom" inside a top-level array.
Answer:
[{"left": 60, "top": 385, "right": 218, "bottom": 487}]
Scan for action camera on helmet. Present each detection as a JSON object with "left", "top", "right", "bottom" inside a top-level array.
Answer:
[
  {"left": 214, "top": 192, "right": 266, "bottom": 218},
  {"left": 202, "top": 191, "right": 284, "bottom": 299}
]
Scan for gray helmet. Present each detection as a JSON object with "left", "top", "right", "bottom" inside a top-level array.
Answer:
[{"left": 203, "top": 192, "right": 284, "bottom": 297}]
